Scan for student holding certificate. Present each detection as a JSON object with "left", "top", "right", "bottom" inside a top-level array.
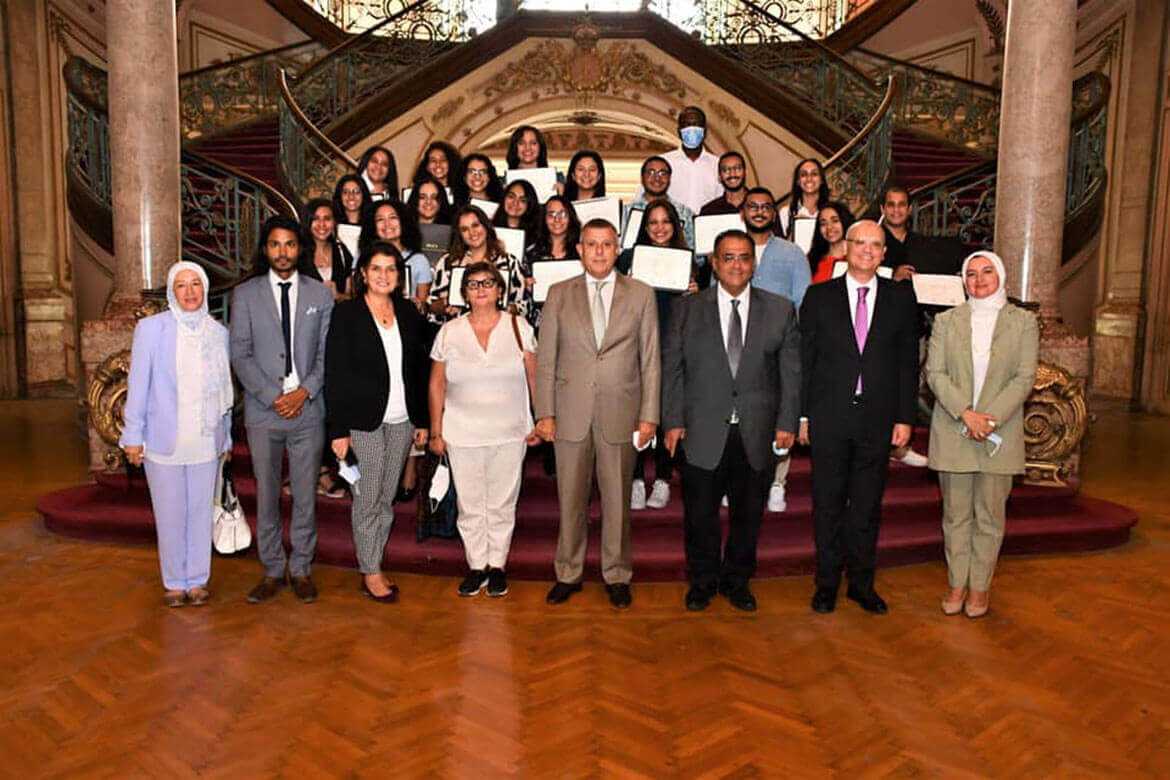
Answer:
[
  {"left": 356, "top": 145, "right": 398, "bottom": 203},
  {"left": 408, "top": 177, "right": 453, "bottom": 227},
  {"left": 493, "top": 179, "right": 542, "bottom": 250},
  {"left": 452, "top": 153, "right": 504, "bottom": 207},
  {"left": 617, "top": 200, "right": 697, "bottom": 512},
  {"left": 526, "top": 197, "right": 581, "bottom": 327},
  {"left": 302, "top": 198, "right": 352, "bottom": 301},
  {"left": 806, "top": 201, "right": 855, "bottom": 284},
  {"left": 506, "top": 125, "right": 550, "bottom": 170},
  {"left": 333, "top": 174, "right": 372, "bottom": 230},
  {"left": 563, "top": 150, "right": 606, "bottom": 201},
  {"left": 360, "top": 200, "right": 432, "bottom": 310},
  {"left": 411, "top": 141, "right": 461, "bottom": 191},
  {"left": 778, "top": 158, "right": 829, "bottom": 253},
  {"left": 428, "top": 205, "right": 530, "bottom": 324}
]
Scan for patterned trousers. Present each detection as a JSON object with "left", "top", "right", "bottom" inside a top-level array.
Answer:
[{"left": 350, "top": 421, "right": 415, "bottom": 574}]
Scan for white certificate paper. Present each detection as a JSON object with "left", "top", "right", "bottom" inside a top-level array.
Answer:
[
  {"left": 793, "top": 217, "right": 817, "bottom": 254},
  {"left": 506, "top": 167, "right": 558, "bottom": 202},
  {"left": 572, "top": 197, "right": 622, "bottom": 232},
  {"left": 912, "top": 273, "right": 966, "bottom": 307},
  {"left": 401, "top": 265, "right": 413, "bottom": 297},
  {"left": 495, "top": 226, "right": 526, "bottom": 263},
  {"left": 337, "top": 224, "right": 362, "bottom": 263},
  {"left": 832, "top": 261, "right": 893, "bottom": 280},
  {"left": 694, "top": 213, "right": 747, "bottom": 255},
  {"left": 630, "top": 246, "right": 693, "bottom": 292},
  {"left": 531, "top": 260, "right": 582, "bottom": 303},
  {"left": 621, "top": 208, "right": 644, "bottom": 249},
  {"left": 447, "top": 266, "right": 466, "bottom": 307},
  {"left": 470, "top": 198, "right": 499, "bottom": 219}
]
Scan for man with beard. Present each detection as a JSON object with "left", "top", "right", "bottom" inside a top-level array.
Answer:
[
  {"left": 699, "top": 152, "right": 749, "bottom": 216},
  {"left": 624, "top": 156, "right": 695, "bottom": 248}
]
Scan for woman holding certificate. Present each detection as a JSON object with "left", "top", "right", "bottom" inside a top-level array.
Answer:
[
  {"left": 333, "top": 174, "right": 372, "bottom": 229},
  {"left": 563, "top": 150, "right": 606, "bottom": 202},
  {"left": 412, "top": 141, "right": 461, "bottom": 191},
  {"left": 926, "top": 251, "right": 1038, "bottom": 619},
  {"left": 357, "top": 145, "right": 398, "bottom": 202},
  {"left": 617, "top": 200, "right": 697, "bottom": 511},
  {"left": 429, "top": 261, "right": 540, "bottom": 598},
  {"left": 360, "top": 200, "right": 432, "bottom": 310},
  {"left": 453, "top": 154, "right": 504, "bottom": 208},
  {"left": 806, "top": 201, "right": 855, "bottom": 284},
  {"left": 408, "top": 177, "right": 453, "bottom": 227},
  {"left": 506, "top": 125, "right": 550, "bottom": 170},
  {"left": 493, "top": 179, "right": 542, "bottom": 249},
  {"left": 428, "top": 205, "right": 530, "bottom": 324},
  {"left": 303, "top": 198, "right": 352, "bottom": 300},
  {"left": 779, "top": 158, "right": 829, "bottom": 253}
]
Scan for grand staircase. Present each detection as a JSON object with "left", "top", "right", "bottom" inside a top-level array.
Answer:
[{"left": 46, "top": 0, "right": 1134, "bottom": 579}]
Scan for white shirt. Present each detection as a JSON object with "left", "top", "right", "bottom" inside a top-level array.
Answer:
[
  {"left": 716, "top": 283, "right": 750, "bottom": 349},
  {"left": 753, "top": 240, "right": 767, "bottom": 262},
  {"left": 662, "top": 147, "right": 723, "bottom": 214},
  {"left": 268, "top": 270, "right": 301, "bottom": 388},
  {"left": 146, "top": 326, "right": 216, "bottom": 465},
  {"left": 586, "top": 269, "right": 617, "bottom": 329},
  {"left": 845, "top": 272, "right": 877, "bottom": 332},
  {"left": 430, "top": 314, "right": 537, "bottom": 447},
  {"left": 376, "top": 318, "right": 409, "bottom": 425}
]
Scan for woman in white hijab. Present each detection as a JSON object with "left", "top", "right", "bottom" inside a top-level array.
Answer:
[
  {"left": 925, "top": 251, "right": 1038, "bottom": 618},
  {"left": 120, "top": 261, "right": 235, "bottom": 607}
]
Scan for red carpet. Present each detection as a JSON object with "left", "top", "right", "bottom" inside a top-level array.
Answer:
[
  {"left": 38, "top": 433, "right": 1136, "bottom": 582},
  {"left": 188, "top": 119, "right": 281, "bottom": 189}
]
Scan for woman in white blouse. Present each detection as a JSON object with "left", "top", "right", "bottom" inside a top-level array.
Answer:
[
  {"left": 120, "top": 261, "right": 234, "bottom": 607},
  {"left": 429, "top": 261, "right": 540, "bottom": 598}
]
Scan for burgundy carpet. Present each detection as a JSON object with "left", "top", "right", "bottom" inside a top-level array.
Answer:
[
  {"left": 188, "top": 119, "right": 281, "bottom": 189},
  {"left": 38, "top": 432, "right": 1136, "bottom": 582}
]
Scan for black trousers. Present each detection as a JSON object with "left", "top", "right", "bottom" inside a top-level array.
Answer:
[
  {"left": 679, "top": 425, "right": 772, "bottom": 590},
  {"left": 809, "top": 404, "right": 891, "bottom": 592},
  {"left": 633, "top": 435, "right": 673, "bottom": 482}
]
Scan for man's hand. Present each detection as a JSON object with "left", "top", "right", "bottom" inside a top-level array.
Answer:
[
  {"left": 664, "top": 428, "right": 686, "bottom": 457},
  {"left": 798, "top": 419, "right": 810, "bottom": 446},
  {"left": 774, "top": 430, "right": 795, "bottom": 450},
  {"left": 123, "top": 445, "right": 144, "bottom": 467},
  {"left": 331, "top": 437, "right": 350, "bottom": 460},
  {"left": 891, "top": 423, "right": 912, "bottom": 448},
  {"left": 960, "top": 409, "right": 997, "bottom": 441},
  {"left": 635, "top": 421, "right": 656, "bottom": 450},
  {"left": 274, "top": 387, "right": 309, "bottom": 419},
  {"left": 536, "top": 416, "right": 556, "bottom": 442},
  {"left": 892, "top": 264, "right": 915, "bottom": 282}
]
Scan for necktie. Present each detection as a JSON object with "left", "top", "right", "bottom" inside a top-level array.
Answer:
[
  {"left": 279, "top": 281, "right": 292, "bottom": 377},
  {"left": 591, "top": 280, "right": 608, "bottom": 350},
  {"left": 854, "top": 286, "right": 868, "bottom": 393},
  {"left": 727, "top": 298, "right": 742, "bottom": 378}
]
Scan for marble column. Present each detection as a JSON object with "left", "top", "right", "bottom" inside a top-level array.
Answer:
[
  {"left": 106, "top": 0, "right": 181, "bottom": 304},
  {"left": 993, "top": 0, "right": 1076, "bottom": 315}
]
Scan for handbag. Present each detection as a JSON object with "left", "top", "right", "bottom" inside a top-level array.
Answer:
[
  {"left": 416, "top": 452, "right": 458, "bottom": 541},
  {"left": 213, "top": 456, "right": 252, "bottom": 554}
]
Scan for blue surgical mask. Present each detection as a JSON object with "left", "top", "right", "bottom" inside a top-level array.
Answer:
[{"left": 679, "top": 126, "right": 705, "bottom": 149}]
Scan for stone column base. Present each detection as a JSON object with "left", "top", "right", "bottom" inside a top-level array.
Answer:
[{"left": 1091, "top": 301, "right": 1144, "bottom": 401}]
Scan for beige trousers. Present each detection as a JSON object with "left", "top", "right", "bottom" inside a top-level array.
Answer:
[
  {"left": 939, "top": 471, "right": 1013, "bottom": 590},
  {"left": 773, "top": 452, "right": 790, "bottom": 486},
  {"left": 448, "top": 440, "right": 526, "bottom": 570}
]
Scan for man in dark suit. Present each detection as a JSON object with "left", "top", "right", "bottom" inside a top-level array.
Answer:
[
  {"left": 798, "top": 219, "right": 918, "bottom": 615},
  {"left": 662, "top": 230, "right": 801, "bottom": 611}
]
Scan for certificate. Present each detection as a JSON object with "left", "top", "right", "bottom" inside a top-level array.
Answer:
[
  {"left": 506, "top": 167, "right": 558, "bottom": 202},
  {"left": 694, "top": 213, "right": 746, "bottom": 255},
  {"left": 792, "top": 217, "right": 817, "bottom": 253},
  {"left": 621, "top": 207, "right": 644, "bottom": 249},
  {"left": 419, "top": 224, "right": 451, "bottom": 265},
  {"left": 401, "top": 265, "right": 413, "bottom": 297},
  {"left": 572, "top": 197, "right": 621, "bottom": 232},
  {"left": 911, "top": 273, "right": 966, "bottom": 307},
  {"left": 531, "top": 260, "right": 582, "bottom": 303},
  {"left": 470, "top": 198, "right": 499, "bottom": 219},
  {"left": 832, "top": 261, "right": 893, "bottom": 280},
  {"left": 495, "top": 226, "right": 526, "bottom": 263},
  {"left": 337, "top": 224, "right": 362, "bottom": 264},
  {"left": 447, "top": 266, "right": 467, "bottom": 308},
  {"left": 630, "top": 246, "right": 693, "bottom": 292}
]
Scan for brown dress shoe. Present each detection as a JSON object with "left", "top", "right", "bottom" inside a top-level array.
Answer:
[
  {"left": 290, "top": 576, "right": 318, "bottom": 603},
  {"left": 163, "top": 589, "right": 187, "bottom": 608},
  {"left": 247, "top": 576, "right": 285, "bottom": 604},
  {"left": 187, "top": 586, "right": 210, "bottom": 606}
]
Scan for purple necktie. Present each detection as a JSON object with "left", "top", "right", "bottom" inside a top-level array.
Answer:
[{"left": 854, "top": 287, "right": 868, "bottom": 393}]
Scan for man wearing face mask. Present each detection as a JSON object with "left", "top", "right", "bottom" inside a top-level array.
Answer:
[{"left": 660, "top": 106, "right": 723, "bottom": 214}]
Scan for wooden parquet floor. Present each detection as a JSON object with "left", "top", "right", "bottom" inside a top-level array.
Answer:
[{"left": 2, "top": 399, "right": 1169, "bottom": 777}]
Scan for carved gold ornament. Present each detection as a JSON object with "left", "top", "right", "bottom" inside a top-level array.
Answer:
[
  {"left": 1023, "top": 361, "right": 1088, "bottom": 486},
  {"left": 87, "top": 349, "right": 132, "bottom": 471}
]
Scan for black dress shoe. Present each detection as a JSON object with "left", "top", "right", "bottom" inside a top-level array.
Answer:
[
  {"left": 246, "top": 576, "right": 285, "bottom": 604},
  {"left": 546, "top": 581, "right": 582, "bottom": 605},
  {"left": 811, "top": 586, "right": 838, "bottom": 614},
  {"left": 685, "top": 586, "right": 714, "bottom": 611},
  {"left": 606, "top": 583, "right": 632, "bottom": 609},
  {"left": 361, "top": 580, "right": 400, "bottom": 604},
  {"left": 290, "top": 575, "right": 318, "bottom": 604},
  {"left": 846, "top": 586, "right": 888, "bottom": 614},
  {"left": 722, "top": 583, "right": 757, "bottom": 612}
]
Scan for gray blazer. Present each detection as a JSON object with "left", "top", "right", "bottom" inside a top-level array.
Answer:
[
  {"left": 926, "top": 302, "right": 1038, "bottom": 475},
  {"left": 229, "top": 272, "right": 334, "bottom": 429},
  {"left": 662, "top": 285, "right": 801, "bottom": 472}
]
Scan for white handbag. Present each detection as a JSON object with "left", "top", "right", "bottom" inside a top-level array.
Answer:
[{"left": 213, "top": 458, "right": 252, "bottom": 554}]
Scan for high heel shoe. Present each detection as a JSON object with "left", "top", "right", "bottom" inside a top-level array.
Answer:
[
  {"left": 941, "top": 587, "right": 967, "bottom": 616},
  {"left": 963, "top": 590, "right": 989, "bottom": 619}
]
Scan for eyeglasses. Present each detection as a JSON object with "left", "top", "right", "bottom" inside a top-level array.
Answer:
[
  {"left": 466, "top": 167, "right": 489, "bottom": 176},
  {"left": 341, "top": 188, "right": 362, "bottom": 197},
  {"left": 744, "top": 202, "right": 773, "bottom": 212},
  {"left": 465, "top": 279, "right": 498, "bottom": 290},
  {"left": 645, "top": 169, "right": 670, "bottom": 179},
  {"left": 719, "top": 165, "right": 745, "bottom": 174},
  {"left": 547, "top": 210, "right": 568, "bottom": 219}
]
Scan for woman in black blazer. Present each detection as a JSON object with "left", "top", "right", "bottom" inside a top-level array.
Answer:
[{"left": 325, "top": 240, "right": 431, "bottom": 603}]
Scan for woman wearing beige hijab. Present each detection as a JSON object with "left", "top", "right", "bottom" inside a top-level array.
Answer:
[{"left": 926, "top": 251, "right": 1038, "bottom": 618}]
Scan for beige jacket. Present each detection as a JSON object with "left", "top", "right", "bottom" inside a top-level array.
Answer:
[
  {"left": 534, "top": 273, "right": 660, "bottom": 444},
  {"left": 926, "top": 302, "right": 1038, "bottom": 474}
]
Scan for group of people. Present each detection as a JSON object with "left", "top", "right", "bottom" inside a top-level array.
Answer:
[{"left": 119, "top": 105, "right": 1038, "bottom": 619}]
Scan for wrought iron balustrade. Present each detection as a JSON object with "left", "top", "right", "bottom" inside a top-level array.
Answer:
[
  {"left": 308, "top": 0, "right": 495, "bottom": 35},
  {"left": 278, "top": 69, "right": 357, "bottom": 205},
  {"left": 64, "top": 58, "right": 112, "bottom": 208},
  {"left": 1066, "top": 72, "right": 1109, "bottom": 217},
  {"left": 823, "top": 75, "right": 898, "bottom": 217}
]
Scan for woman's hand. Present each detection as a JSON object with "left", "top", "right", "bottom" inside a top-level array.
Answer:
[
  {"left": 524, "top": 428, "right": 542, "bottom": 446},
  {"left": 960, "top": 409, "right": 997, "bottom": 441},
  {"left": 331, "top": 436, "right": 350, "bottom": 460},
  {"left": 429, "top": 432, "right": 446, "bottom": 456},
  {"left": 412, "top": 428, "right": 429, "bottom": 448},
  {"left": 525, "top": 277, "right": 535, "bottom": 291},
  {"left": 123, "top": 445, "right": 144, "bottom": 467}
]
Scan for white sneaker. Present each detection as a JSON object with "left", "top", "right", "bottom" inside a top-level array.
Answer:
[
  {"left": 892, "top": 448, "right": 929, "bottom": 468},
  {"left": 630, "top": 478, "right": 647, "bottom": 510},
  {"left": 721, "top": 495, "right": 728, "bottom": 508},
  {"left": 646, "top": 479, "right": 670, "bottom": 509},
  {"left": 767, "top": 483, "right": 787, "bottom": 513}
]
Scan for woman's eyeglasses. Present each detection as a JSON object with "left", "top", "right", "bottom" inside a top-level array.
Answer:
[{"left": 466, "top": 279, "right": 498, "bottom": 290}]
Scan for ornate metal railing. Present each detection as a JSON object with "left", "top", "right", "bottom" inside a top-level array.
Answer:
[
  {"left": 291, "top": 0, "right": 471, "bottom": 129},
  {"left": 277, "top": 68, "right": 356, "bottom": 204},
  {"left": 846, "top": 46, "right": 1001, "bottom": 156},
  {"left": 179, "top": 39, "right": 325, "bottom": 141},
  {"left": 64, "top": 57, "right": 112, "bottom": 207},
  {"left": 823, "top": 74, "right": 899, "bottom": 216},
  {"left": 307, "top": 0, "right": 495, "bottom": 35},
  {"left": 1066, "top": 72, "right": 1110, "bottom": 216}
]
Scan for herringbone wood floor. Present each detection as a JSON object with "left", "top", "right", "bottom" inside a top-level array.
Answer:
[{"left": 3, "top": 400, "right": 1168, "bottom": 777}]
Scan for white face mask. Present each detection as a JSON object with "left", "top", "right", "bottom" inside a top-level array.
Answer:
[
  {"left": 428, "top": 459, "right": 451, "bottom": 511},
  {"left": 679, "top": 126, "right": 705, "bottom": 149}
]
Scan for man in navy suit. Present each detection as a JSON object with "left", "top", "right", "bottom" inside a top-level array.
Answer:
[{"left": 798, "top": 220, "right": 919, "bottom": 614}]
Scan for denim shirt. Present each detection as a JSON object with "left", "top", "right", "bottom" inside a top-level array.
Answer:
[{"left": 751, "top": 236, "right": 812, "bottom": 309}]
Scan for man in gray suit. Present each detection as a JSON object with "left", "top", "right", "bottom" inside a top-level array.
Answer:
[
  {"left": 230, "top": 215, "right": 334, "bottom": 604},
  {"left": 662, "top": 229, "right": 801, "bottom": 611}
]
